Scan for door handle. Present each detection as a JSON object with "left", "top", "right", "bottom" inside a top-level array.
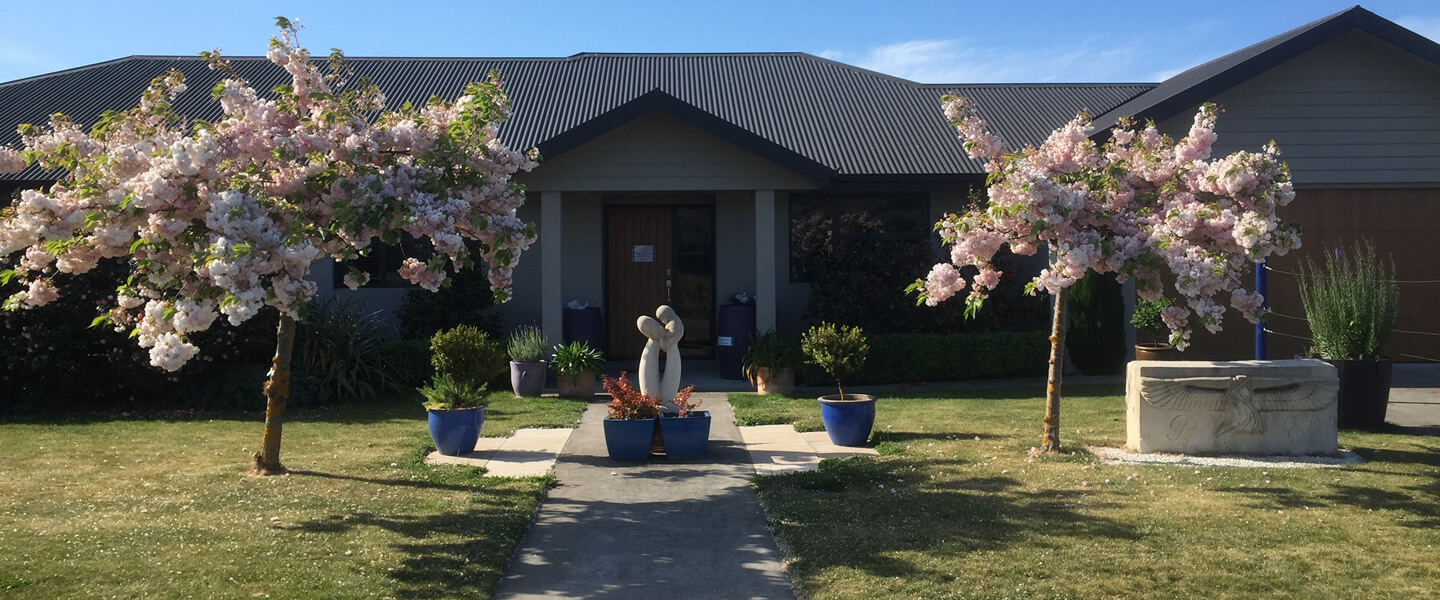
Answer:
[{"left": 665, "top": 268, "right": 672, "bottom": 303}]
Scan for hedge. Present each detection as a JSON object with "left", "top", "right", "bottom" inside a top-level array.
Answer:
[{"left": 799, "top": 331, "right": 1050, "bottom": 386}]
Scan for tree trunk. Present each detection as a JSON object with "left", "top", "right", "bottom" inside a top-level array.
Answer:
[
  {"left": 1041, "top": 287, "right": 1068, "bottom": 453},
  {"left": 250, "top": 314, "right": 296, "bottom": 475}
]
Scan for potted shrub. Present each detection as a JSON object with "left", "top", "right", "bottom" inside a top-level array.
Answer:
[
  {"left": 430, "top": 324, "right": 507, "bottom": 388},
  {"left": 1131, "top": 296, "right": 1179, "bottom": 361},
  {"left": 801, "top": 322, "right": 874, "bottom": 447},
  {"left": 600, "top": 372, "right": 662, "bottom": 461},
  {"left": 1298, "top": 240, "right": 1399, "bottom": 430},
  {"left": 507, "top": 326, "right": 549, "bottom": 397},
  {"left": 551, "top": 340, "right": 605, "bottom": 398},
  {"left": 423, "top": 325, "right": 504, "bottom": 456},
  {"left": 420, "top": 374, "right": 489, "bottom": 456},
  {"left": 742, "top": 329, "right": 802, "bottom": 395},
  {"left": 658, "top": 385, "right": 708, "bottom": 459}
]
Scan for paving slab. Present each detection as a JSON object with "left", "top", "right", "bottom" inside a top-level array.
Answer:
[
  {"left": 494, "top": 394, "right": 795, "bottom": 600},
  {"left": 423, "top": 428, "right": 572, "bottom": 477},
  {"left": 739, "top": 424, "right": 878, "bottom": 475}
]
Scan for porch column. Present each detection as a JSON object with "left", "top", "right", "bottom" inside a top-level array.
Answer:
[
  {"left": 754, "top": 190, "right": 777, "bottom": 332},
  {"left": 541, "top": 191, "right": 564, "bottom": 347}
]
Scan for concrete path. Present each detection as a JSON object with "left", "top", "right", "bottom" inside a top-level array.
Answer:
[
  {"left": 740, "top": 424, "right": 877, "bottom": 475},
  {"left": 1387, "top": 363, "right": 1440, "bottom": 434},
  {"left": 493, "top": 393, "right": 796, "bottom": 600},
  {"left": 424, "top": 428, "right": 572, "bottom": 477}
]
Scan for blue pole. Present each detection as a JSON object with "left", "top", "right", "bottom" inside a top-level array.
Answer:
[{"left": 1255, "top": 261, "right": 1268, "bottom": 360}]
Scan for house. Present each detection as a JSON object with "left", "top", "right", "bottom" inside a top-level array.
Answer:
[{"left": 2, "top": 5, "right": 1436, "bottom": 363}]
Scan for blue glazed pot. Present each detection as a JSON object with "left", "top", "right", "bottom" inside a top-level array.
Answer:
[
  {"left": 659, "top": 411, "right": 711, "bottom": 460},
  {"left": 428, "top": 407, "right": 485, "bottom": 456},
  {"left": 511, "top": 361, "right": 547, "bottom": 397},
  {"left": 603, "top": 417, "right": 657, "bottom": 461},
  {"left": 818, "top": 394, "right": 875, "bottom": 447}
]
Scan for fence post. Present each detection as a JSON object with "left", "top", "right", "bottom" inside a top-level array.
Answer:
[{"left": 1255, "top": 261, "right": 1268, "bottom": 360}]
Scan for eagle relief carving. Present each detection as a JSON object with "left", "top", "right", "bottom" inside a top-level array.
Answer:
[{"left": 1139, "top": 374, "right": 1338, "bottom": 436}]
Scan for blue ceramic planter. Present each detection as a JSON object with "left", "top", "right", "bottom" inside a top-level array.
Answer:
[
  {"left": 603, "top": 417, "right": 657, "bottom": 461},
  {"left": 818, "top": 394, "right": 875, "bottom": 447},
  {"left": 659, "top": 411, "right": 711, "bottom": 460},
  {"left": 428, "top": 407, "right": 485, "bottom": 456}
]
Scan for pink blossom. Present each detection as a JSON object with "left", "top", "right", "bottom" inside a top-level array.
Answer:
[
  {"left": 922, "top": 263, "right": 966, "bottom": 306},
  {"left": 0, "top": 147, "right": 24, "bottom": 173},
  {"left": 918, "top": 97, "right": 1299, "bottom": 353},
  {"left": 0, "top": 20, "right": 536, "bottom": 370},
  {"left": 342, "top": 270, "right": 370, "bottom": 290}
]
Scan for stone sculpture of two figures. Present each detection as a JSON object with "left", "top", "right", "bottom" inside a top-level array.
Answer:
[{"left": 637, "top": 305, "right": 684, "bottom": 409}]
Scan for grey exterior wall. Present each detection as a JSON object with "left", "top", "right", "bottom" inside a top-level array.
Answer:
[
  {"left": 311, "top": 258, "right": 408, "bottom": 332},
  {"left": 500, "top": 198, "right": 545, "bottom": 333},
  {"left": 1157, "top": 30, "right": 1440, "bottom": 186},
  {"left": 715, "top": 191, "right": 758, "bottom": 305},
  {"left": 560, "top": 192, "right": 605, "bottom": 309}
]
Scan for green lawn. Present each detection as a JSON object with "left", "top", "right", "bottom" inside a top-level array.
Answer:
[
  {"left": 735, "top": 385, "right": 1440, "bottom": 600},
  {"left": 0, "top": 392, "right": 586, "bottom": 599}
]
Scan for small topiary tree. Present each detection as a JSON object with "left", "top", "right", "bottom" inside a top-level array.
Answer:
[
  {"left": 801, "top": 322, "right": 870, "bottom": 400},
  {"left": 430, "top": 324, "right": 507, "bottom": 388}
]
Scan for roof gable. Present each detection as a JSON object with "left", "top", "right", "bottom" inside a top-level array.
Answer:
[
  {"left": 531, "top": 88, "right": 836, "bottom": 184},
  {"left": 1092, "top": 5, "right": 1440, "bottom": 130}
]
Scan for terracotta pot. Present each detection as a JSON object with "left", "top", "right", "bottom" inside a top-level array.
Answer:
[
  {"left": 754, "top": 366, "right": 795, "bottom": 395},
  {"left": 1326, "top": 358, "right": 1393, "bottom": 430},
  {"left": 1134, "top": 343, "right": 1180, "bottom": 361},
  {"left": 555, "top": 371, "right": 597, "bottom": 398}
]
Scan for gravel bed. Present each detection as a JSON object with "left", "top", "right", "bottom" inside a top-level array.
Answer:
[{"left": 1089, "top": 446, "right": 1363, "bottom": 468}]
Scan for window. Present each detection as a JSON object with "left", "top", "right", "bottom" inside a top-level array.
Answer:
[
  {"left": 788, "top": 194, "right": 929, "bottom": 281},
  {"left": 332, "top": 234, "right": 433, "bottom": 289}
]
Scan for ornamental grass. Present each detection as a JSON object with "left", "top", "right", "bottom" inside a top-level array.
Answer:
[{"left": 1297, "top": 240, "right": 1398, "bottom": 360}]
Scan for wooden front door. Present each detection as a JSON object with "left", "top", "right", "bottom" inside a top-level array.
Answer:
[
  {"left": 605, "top": 204, "right": 716, "bottom": 360},
  {"left": 607, "top": 207, "right": 674, "bottom": 359}
]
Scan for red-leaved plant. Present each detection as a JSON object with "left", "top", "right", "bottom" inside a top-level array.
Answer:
[
  {"left": 672, "top": 385, "right": 701, "bottom": 418},
  {"left": 601, "top": 372, "right": 661, "bottom": 420}
]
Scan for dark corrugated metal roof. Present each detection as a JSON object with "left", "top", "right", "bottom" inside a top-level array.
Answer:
[
  {"left": 1091, "top": 6, "right": 1440, "bottom": 130},
  {"left": 920, "top": 83, "right": 1155, "bottom": 170},
  {"left": 0, "top": 52, "right": 1151, "bottom": 181}
]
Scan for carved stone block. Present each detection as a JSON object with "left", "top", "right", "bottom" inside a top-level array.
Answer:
[{"left": 1126, "top": 359, "right": 1338, "bottom": 456}]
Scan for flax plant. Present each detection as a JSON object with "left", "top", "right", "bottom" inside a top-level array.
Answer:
[{"left": 1297, "top": 240, "right": 1398, "bottom": 360}]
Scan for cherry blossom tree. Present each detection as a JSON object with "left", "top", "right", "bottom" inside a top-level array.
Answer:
[
  {"left": 913, "top": 96, "right": 1300, "bottom": 453},
  {"left": 0, "top": 19, "right": 537, "bottom": 474}
]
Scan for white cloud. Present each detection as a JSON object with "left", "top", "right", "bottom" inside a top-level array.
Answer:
[
  {"left": 832, "top": 37, "right": 1151, "bottom": 83},
  {"left": 1396, "top": 16, "right": 1440, "bottom": 42}
]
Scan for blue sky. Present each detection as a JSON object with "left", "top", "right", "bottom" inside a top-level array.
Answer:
[{"left": 2, "top": 1, "right": 1437, "bottom": 84}]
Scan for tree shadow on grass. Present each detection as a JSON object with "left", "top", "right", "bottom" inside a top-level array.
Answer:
[
  {"left": 282, "top": 498, "right": 540, "bottom": 599},
  {"left": 1213, "top": 444, "right": 1440, "bottom": 527},
  {"left": 754, "top": 452, "right": 1142, "bottom": 586},
  {"left": 288, "top": 469, "right": 514, "bottom": 494}
]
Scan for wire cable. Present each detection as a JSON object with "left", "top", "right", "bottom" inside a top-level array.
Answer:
[{"left": 1261, "top": 263, "right": 1440, "bottom": 284}]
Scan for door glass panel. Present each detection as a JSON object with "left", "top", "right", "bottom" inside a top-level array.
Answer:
[{"left": 672, "top": 206, "right": 715, "bottom": 357}]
